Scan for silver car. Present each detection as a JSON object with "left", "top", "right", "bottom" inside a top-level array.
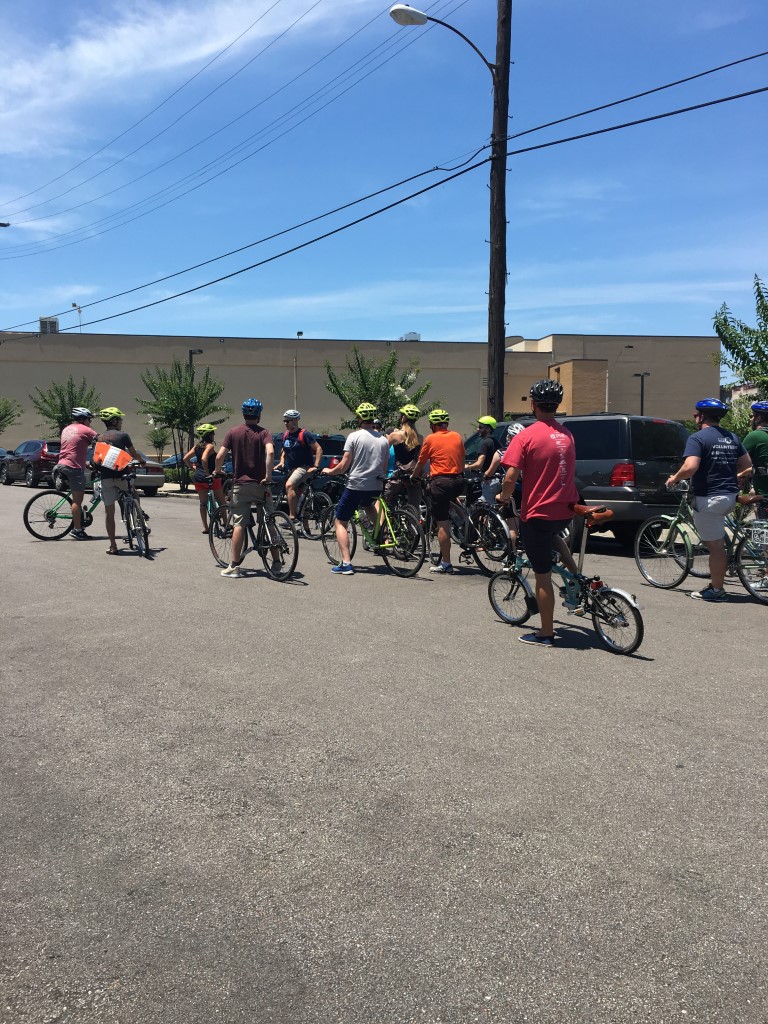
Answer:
[{"left": 52, "top": 447, "right": 165, "bottom": 497}]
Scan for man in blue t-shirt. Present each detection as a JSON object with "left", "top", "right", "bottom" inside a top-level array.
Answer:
[
  {"left": 276, "top": 409, "right": 323, "bottom": 525},
  {"left": 667, "top": 397, "right": 751, "bottom": 602}
]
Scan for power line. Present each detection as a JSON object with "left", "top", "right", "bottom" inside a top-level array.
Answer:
[{"left": 4, "top": 84, "right": 765, "bottom": 338}]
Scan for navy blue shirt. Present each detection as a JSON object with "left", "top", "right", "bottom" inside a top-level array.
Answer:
[
  {"left": 282, "top": 428, "right": 316, "bottom": 471},
  {"left": 683, "top": 425, "right": 746, "bottom": 497}
]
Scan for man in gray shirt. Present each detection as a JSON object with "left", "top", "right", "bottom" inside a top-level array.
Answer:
[{"left": 321, "top": 401, "right": 389, "bottom": 574}]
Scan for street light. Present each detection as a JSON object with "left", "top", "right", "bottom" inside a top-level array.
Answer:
[
  {"left": 188, "top": 348, "right": 203, "bottom": 368},
  {"left": 605, "top": 344, "right": 634, "bottom": 411},
  {"left": 72, "top": 302, "right": 82, "bottom": 333},
  {"left": 294, "top": 331, "right": 303, "bottom": 409},
  {"left": 389, "top": 2, "right": 511, "bottom": 419},
  {"left": 633, "top": 372, "right": 651, "bottom": 415}
]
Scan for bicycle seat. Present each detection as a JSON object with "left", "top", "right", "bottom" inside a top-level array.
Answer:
[{"left": 571, "top": 503, "right": 614, "bottom": 524}]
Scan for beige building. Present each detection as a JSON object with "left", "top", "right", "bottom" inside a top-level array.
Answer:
[{"left": 0, "top": 328, "right": 719, "bottom": 447}]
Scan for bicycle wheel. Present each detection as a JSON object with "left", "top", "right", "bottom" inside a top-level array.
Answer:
[
  {"left": 470, "top": 507, "right": 511, "bottom": 575},
  {"left": 591, "top": 589, "right": 644, "bottom": 655},
  {"left": 381, "top": 508, "right": 426, "bottom": 578},
  {"left": 23, "top": 489, "right": 75, "bottom": 540},
  {"left": 487, "top": 568, "right": 534, "bottom": 625},
  {"left": 634, "top": 517, "right": 691, "bottom": 588},
  {"left": 425, "top": 515, "right": 441, "bottom": 565},
  {"left": 299, "top": 489, "right": 332, "bottom": 539},
  {"left": 735, "top": 534, "right": 768, "bottom": 605},
  {"left": 321, "top": 506, "right": 357, "bottom": 564},
  {"left": 261, "top": 511, "right": 299, "bottom": 581},
  {"left": 209, "top": 505, "right": 234, "bottom": 567},
  {"left": 122, "top": 497, "right": 135, "bottom": 550},
  {"left": 133, "top": 503, "right": 151, "bottom": 558}
]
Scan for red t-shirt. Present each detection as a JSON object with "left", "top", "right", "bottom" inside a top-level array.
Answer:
[
  {"left": 59, "top": 422, "right": 97, "bottom": 469},
  {"left": 501, "top": 418, "right": 578, "bottom": 520},
  {"left": 223, "top": 423, "right": 272, "bottom": 483}
]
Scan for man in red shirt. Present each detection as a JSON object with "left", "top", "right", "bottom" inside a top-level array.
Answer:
[
  {"left": 498, "top": 379, "right": 579, "bottom": 646},
  {"left": 57, "top": 407, "right": 98, "bottom": 540},
  {"left": 412, "top": 408, "right": 465, "bottom": 574}
]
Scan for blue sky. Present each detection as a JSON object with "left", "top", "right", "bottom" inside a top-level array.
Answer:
[{"left": 0, "top": 0, "right": 766, "bottom": 344}]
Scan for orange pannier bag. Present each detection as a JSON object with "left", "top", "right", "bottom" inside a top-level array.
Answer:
[{"left": 93, "top": 441, "right": 133, "bottom": 473}]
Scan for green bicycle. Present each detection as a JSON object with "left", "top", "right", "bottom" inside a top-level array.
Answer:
[{"left": 320, "top": 497, "right": 426, "bottom": 578}]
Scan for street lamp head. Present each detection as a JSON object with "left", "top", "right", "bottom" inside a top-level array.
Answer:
[{"left": 389, "top": 4, "right": 429, "bottom": 26}]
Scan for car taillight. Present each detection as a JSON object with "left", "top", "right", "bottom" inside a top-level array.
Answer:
[
  {"left": 609, "top": 463, "right": 635, "bottom": 487},
  {"left": 41, "top": 445, "right": 57, "bottom": 461},
  {"left": 329, "top": 457, "right": 340, "bottom": 468}
]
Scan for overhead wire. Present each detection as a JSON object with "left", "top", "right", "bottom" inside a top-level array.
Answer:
[{"left": 3, "top": 84, "right": 766, "bottom": 339}]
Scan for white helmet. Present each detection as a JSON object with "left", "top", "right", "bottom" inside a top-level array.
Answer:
[
  {"left": 506, "top": 421, "right": 525, "bottom": 441},
  {"left": 283, "top": 409, "right": 301, "bottom": 420}
]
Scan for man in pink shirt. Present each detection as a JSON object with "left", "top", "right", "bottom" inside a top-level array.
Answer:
[
  {"left": 57, "top": 407, "right": 98, "bottom": 540},
  {"left": 498, "top": 379, "right": 579, "bottom": 647}
]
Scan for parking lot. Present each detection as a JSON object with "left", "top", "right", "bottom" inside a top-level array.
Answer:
[{"left": 1, "top": 485, "right": 766, "bottom": 1023}]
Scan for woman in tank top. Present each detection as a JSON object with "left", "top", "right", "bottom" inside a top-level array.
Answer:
[
  {"left": 183, "top": 425, "right": 223, "bottom": 532},
  {"left": 384, "top": 404, "right": 423, "bottom": 510}
]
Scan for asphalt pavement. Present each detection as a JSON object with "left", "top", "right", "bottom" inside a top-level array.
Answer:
[{"left": 1, "top": 484, "right": 765, "bottom": 1024}]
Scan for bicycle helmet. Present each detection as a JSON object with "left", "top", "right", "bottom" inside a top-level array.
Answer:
[
  {"left": 399, "top": 403, "right": 421, "bottom": 420},
  {"left": 196, "top": 423, "right": 217, "bottom": 436},
  {"left": 695, "top": 397, "right": 728, "bottom": 413},
  {"left": 506, "top": 421, "right": 525, "bottom": 441},
  {"left": 355, "top": 401, "right": 378, "bottom": 420},
  {"left": 750, "top": 400, "right": 768, "bottom": 412},
  {"left": 428, "top": 408, "right": 450, "bottom": 424},
  {"left": 72, "top": 407, "right": 93, "bottom": 420},
  {"left": 478, "top": 415, "right": 497, "bottom": 429},
  {"left": 529, "top": 379, "right": 563, "bottom": 405},
  {"left": 100, "top": 406, "right": 124, "bottom": 422},
  {"left": 242, "top": 398, "right": 263, "bottom": 417},
  {"left": 283, "top": 409, "right": 301, "bottom": 420}
]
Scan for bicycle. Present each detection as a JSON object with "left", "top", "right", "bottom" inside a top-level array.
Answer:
[
  {"left": 114, "top": 465, "right": 151, "bottom": 557},
  {"left": 634, "top": 482, "right": 766, "bottom": 601},
  {"left": 488, "top": 504, "right": 644, "bottom": 655},
  {"left": 320, "top": 494, "right": 425, "bottom": 578},
  {"left": 209, "top": 499, "right": 299, "bottom": 581},
  {"left": 423, "top": 472, "right": 511, "bottom": 575},
  {"left": 270, "top": 469, "right": 333, "bottom": 539}
]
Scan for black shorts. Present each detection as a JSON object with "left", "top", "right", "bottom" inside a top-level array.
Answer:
[
  {"left": 520, "top": 517, "right": 571, "bottom": 574},
  {"left": 428, "top": 475, "right": 465, "bottom": 522}
]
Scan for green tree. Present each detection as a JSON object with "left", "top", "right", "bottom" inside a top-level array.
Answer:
[
  {"left": 137, "top": 358, "right": 230, "bottom": 489},
  {"left": 713, "top": 274, "right": 768, "bottom": 397},
  {"left": 28, "top": 375, "right": 100, "bottom": 436},
  {"left": 324, "top": 346, "right": 438, "bottom": 430},
  {"left": 146, "top": 424, "right": 172, "bottom": 458},
  {"left": 0, "top": 397, "right": 23, "bottom": 437}
]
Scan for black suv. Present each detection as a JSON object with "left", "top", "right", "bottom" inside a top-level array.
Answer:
[
  {"left": 464, "top": 414, "right": 689, "bottom": 548},
  {"left": 0, "top": 439, "right": 61, "bottom": 487}
]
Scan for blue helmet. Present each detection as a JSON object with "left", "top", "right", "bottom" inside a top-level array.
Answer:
[
  {"left": 695, "top": 397, "right": 728, "bottom": 414},
  {"left": 751, "top": 400, "right": 768, "bottom": 413},
  {"left": 242, "top": 398, "right": 263, "bottom": 417}
]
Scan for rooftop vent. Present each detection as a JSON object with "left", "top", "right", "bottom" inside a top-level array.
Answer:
[{"left": 39, "top": 317, "right": 59, "bottom": 334}]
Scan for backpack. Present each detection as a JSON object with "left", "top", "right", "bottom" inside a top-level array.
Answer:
[{"left": 282, "top": 427, "right": 310, "bottom": 451}]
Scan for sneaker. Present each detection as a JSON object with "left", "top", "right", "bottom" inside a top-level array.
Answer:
[
  {"left": 331, "top": 562, "right": 354, "bottom": 575},
  {"left": 518, "top": 633, "right": 555, "bottom": 647},
  {"left": 755, "top": 576, "right": 768, "bottom": 591},
  {"left": 270, "top": 561, "right": 283, "bottom": 574},
  {"left": 691, "top": 586, "right": 728, "bottom": 602},
  {"left": 220, "top": 565, "right": 244, "bottom": 579},
  {"left": 71, "top": 529, "right": 89, "bottom": 540},
  {"left": 429, "top": 562, "right": 454, "bottom": 574}
]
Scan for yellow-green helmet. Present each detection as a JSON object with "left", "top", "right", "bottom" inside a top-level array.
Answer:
[
  {"left": 399, "top": 403, "right": 421, "bottom": 420},
  {"left": 478, "top": 415, "right": 497, "bottom": 429},
  {"left": 355, "top": 401, "right": 378, "bottom": 420},
  {"left": 100, "top": 406, "right": 124, "bottom": 423},
  {"left": 428, "top": 408, "right": 450, "bottom": 424},
  {"left": 196, "top": 423, "right": 217, "bottom": 436}
]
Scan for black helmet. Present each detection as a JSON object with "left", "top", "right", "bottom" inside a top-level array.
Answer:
[{"left": 530, "top": 379, "right": 563, "bottom": 405}]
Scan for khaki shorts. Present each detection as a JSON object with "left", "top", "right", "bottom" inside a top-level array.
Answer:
[
  {"left": 231, "top": 481, "right": 273, "bottom": 526},
  {"left": 100, "top": 476, "right": 129, "bottom": 507},
  {"left": 286, "top": 466, "right": 309, "bottom": 489}
]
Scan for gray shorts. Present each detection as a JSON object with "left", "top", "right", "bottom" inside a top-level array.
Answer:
[
  {"left": 231, "top": 481, "right": 273, "bottom": 526},
  {"left": 693, "top": 493, "right": 737, "bottom": 541},
  {"left": 101, "top": 476, "right": 129, "bottom": 507},
  {"left": 56, "top": 464, "right": 86, "bottom": 492},
  {"left": 286, "top": 466, "right": 309, "bottom": 489}
]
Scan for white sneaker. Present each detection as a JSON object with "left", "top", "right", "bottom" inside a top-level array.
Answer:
[{"left": 221, "top": 565, "right": 244, "bottom": 578}]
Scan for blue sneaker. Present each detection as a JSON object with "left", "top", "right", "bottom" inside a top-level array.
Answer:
[
  {"left": 331, "top": 562, "right": 354, "bottom": 575},
  {"left": 518, "top": 633, "right": 555, "bottom": 647}
]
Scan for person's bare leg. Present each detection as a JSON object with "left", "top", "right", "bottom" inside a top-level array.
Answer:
[
  {"left": 105, "top": 505, "right": 118, "bottom": 552},
  {"left": 71, "top": 490, "right": 85, "bottom": 531},
  {"left": 706, "top": 538, "right": 727, "bottom": 589},
  {"left": 335, "top": 518, "right": 351, "bottom": 563},
  {"left": 553, "top": 535, "right": 578, "bottom": 575},
  {"left": 230, "top": 524, "right": 245, "bottom": 565},
  {"left": 199, "top": 498, "right": 209, "bottom": 532},
  {"left": 286, "top": 479, "right": 299, "bottom": 519},
  {"left": 437, "top": 521, "right": 451, "bottom": 564},
  {"left": 534, "top": 571, "right": 556, "bottom": 636}
]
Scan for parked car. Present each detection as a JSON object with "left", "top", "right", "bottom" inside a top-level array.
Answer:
[
  {"left": 464, "top": 413, "right": 690, "bottom": 548},
  {"left": 0, "top": 448, "right": 7, "bottom": 460},
  {"left": 0, "top": 440, "right": 61, "bottom": 487},
  {"left": 49, "top": 447, "right": 165, "bottom": 497},
  {"left": 163, "top": 452, "right": 233, "bottom": 475}
]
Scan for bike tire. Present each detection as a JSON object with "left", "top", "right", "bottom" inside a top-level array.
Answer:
[
  {"left": 299, "top": 489, "right": 332, "bottom": 539},
  {"left": 634, "top": 516, "right": 691, "bottom": 588},
  {"left": 487, "top": 568, "right": 534, "bottom": 625},
  {"left": 470, "top": 507, "right": 511, "bottom": 575},
  {"left": 134, "top": 503, "right": 151, "bottom": 558},
  {"left": 381, "top": 508, "right": 426, "bottom": 578},
  {"left": 591, "top": 589, "right": 644, "bottom": 655},
  {"left": 209, "top": 505, "right": 234, "bottom": 567},
  {"left": 261, "top": 511, "right": 299, "bottom": 581},
  {"left": 122, "top": 497, "right": 136, "bottom": 550},
  {"left": 321, "top": 506, "right": 357, "bottom": 564},
  {"left": 734, "top": 534, "right": 768, "bottom": 605},
  {"left": 23, "top": 489, "right": 75, "bottom": 540},
  {"left": 425, "top": 515, "right": 441, "bottom": 566}
]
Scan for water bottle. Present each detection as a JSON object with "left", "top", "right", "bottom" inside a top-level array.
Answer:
[{"left": 563, "top": 575, "right": 581, "bottom": 609}]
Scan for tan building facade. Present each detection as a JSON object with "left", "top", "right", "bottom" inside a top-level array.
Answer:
[{"left": 0, "top": 329, "right": 719, "bottom": 447}]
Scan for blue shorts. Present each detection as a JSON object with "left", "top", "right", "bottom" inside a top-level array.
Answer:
[{"left": 335, "top": 487, "right": 382, "bottom": 523}]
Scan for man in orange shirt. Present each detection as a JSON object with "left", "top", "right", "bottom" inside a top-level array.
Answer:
[{"left": 412, "top": 408, "right": 465, "bottom": 574}]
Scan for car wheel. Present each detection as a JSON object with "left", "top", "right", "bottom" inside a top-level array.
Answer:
[
  {"left": 52, "top": 470, "right": 67, "bottom": 492},
  {"left": 25, "top": 465, "right": 37, "bottom": 487},
  {"left": 142, "top": 487, "right": 159, "bottom": 497},
  {"left": 0, "top": 465, "right": 11, "bottom": 485}
]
